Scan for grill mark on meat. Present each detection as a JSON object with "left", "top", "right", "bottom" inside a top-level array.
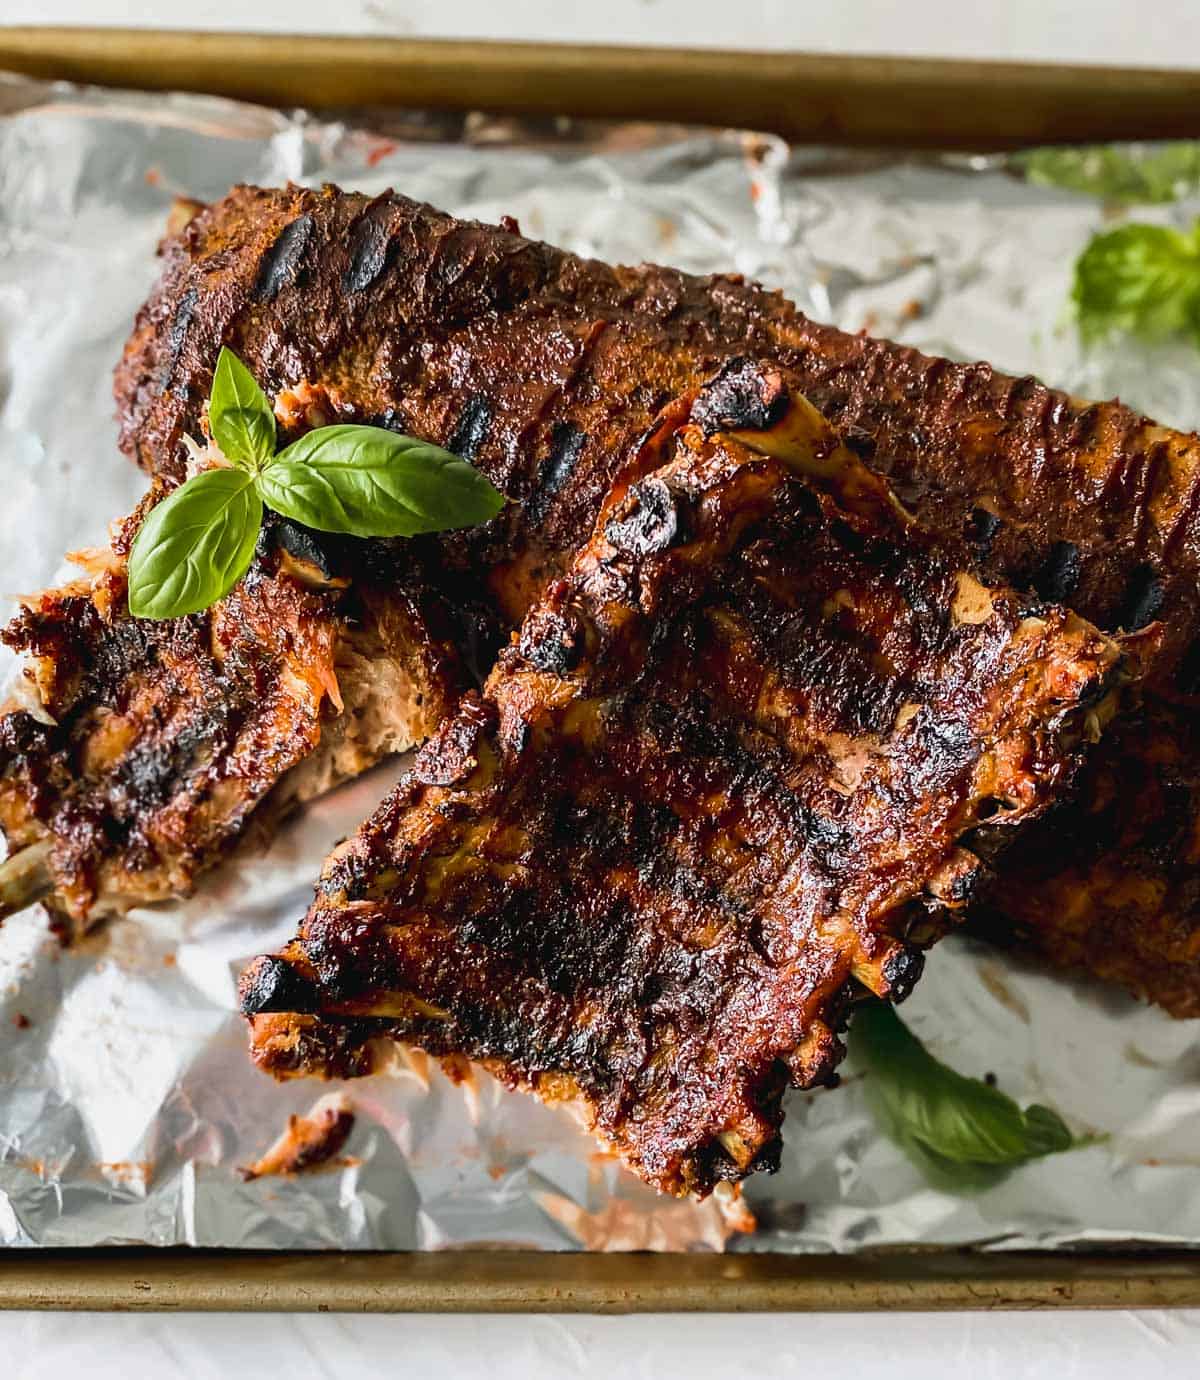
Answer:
[
  {"left": 512, "top": 319, "right": 613, "bottom": 525},
  {"left": 526, "top": 421, "right": 587, "bottom": 526},
  {"left": 114, "top": 704, "right": 231, "bottom": 810},
  {"left": 447, "top": 394, "right": 494, "bottom": 461},
  {"left": 1121, "top": 564, "right": 1166, "bottom": 632},
  {"left": 160, "top": 284, "right": 198, "bottom": 392},
  {"left": 342, "top": 201, "right": 395, "bottom": 295},
  {"left": 424, "top": 221, "right": 550, "bottom": 326},
  {"left": 1135, "top": 441, "right": 1168, "bottom": 557},
  {"left": 1034, "top": 540, "right": 1082, "bottom": 603},
  {"left": 1162, "top": 456, "right": 1200, "bottom": 565},
  {"left": 253, "top": 214, "right": 315, "bottom": 302},
  {"left": 1175, "top": 638, "right": 1200, "bottom": 697},
  {"left": 360, "top": 406, "right": 410, "bottom": 434}
]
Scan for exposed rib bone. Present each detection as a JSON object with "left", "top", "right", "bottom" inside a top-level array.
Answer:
[{"left": 0, "top": 841, "right": 52, "bottom": 920}]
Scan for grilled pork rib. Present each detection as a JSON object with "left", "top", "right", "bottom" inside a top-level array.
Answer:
[
  {"left": 242, "top": 384, "right": 1131, "bottom": 1196},
  {"left": 0, "top": 503, "right": 461, "bottom": 935},
  {"left": 2, "top": 182, "right": 1197, "bottom": 1014},
  {"left": 109, "top": 185, "right": 1200, "bottom": 1014}
]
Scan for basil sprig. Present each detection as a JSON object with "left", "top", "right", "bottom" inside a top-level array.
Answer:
[
  {"left": 851, "top": 1002, "right": 1082, "bottom": 1192},
  {"left": 1072, "top": 218, "right": 1200, "bottom": 349},
  {"left": 1019, "top": 143, "right": 1200, "bottom": 206},
  {"left": 257, "top": 427, "right": 505, "bottom": 538},
  {"left": 128, "top": 348, "right": 505, "bottom": 620}
]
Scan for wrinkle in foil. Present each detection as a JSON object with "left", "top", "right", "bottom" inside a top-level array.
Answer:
[{"left": 1, "top": 73, "right": 1199, "bottom": 1253}]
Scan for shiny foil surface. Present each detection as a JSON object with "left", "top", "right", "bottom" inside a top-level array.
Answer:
[{"left": 1, "top": 73, "right": 1199, "bottom": 1253}]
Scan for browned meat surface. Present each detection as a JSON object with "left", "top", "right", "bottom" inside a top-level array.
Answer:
[
  {"left": 0, "top": 505, "right": 461, "bottom": 938},
  {"left": 104, "top": 184, "right": 1200, "bottom": 1015},
  {"left": 113, "top": 185, "right": 1200, "bottom": 687},
  {"left": 973, "top": 701, "right": 1200, "bottom": 1015},
  {"left": 241, "top": 383, "right": 1131, "bottom": 1196},
  {"left": 1, "top": 181, "right": 1194, "bottom": 1016}
]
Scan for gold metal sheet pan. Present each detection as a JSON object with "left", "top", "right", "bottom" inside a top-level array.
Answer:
[
  {"left": 1, "top": 26, "right": 1200, "bottom": 150},
  {"left": 1, "top": 1248, "right": 1199, "bottom": 1313},
  {"left": 0, "top": 25, "right": 1198, "bottom": 1311}
]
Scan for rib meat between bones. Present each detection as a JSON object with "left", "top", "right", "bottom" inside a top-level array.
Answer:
[
  {"left": 241, "top": 384, "right": 1131, "bottom": 1196},
  {"left": 2, "top": 181, "right": 1198, "bottom": 1014}
]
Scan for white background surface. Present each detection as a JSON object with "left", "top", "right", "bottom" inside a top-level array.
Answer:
[
  {"left": 3, "top": 3, "right": 1200, "bottom": 1376},
  {"left": 2, "top": 0, "right": 1200, "bottom": 68}
]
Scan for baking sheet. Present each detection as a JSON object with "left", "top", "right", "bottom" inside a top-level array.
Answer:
[{"left": 1, "top": 72, "right": 1199, "bottom": 1254}]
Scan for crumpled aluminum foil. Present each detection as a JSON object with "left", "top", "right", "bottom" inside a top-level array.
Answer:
[{"left": 1, "top": 72, "right": 1199, "bottom": 1254}]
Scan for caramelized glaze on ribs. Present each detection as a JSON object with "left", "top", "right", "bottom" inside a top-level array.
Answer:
[
  {"left": 241, "top": 387, "right": 1130, "bottom": 1195},
  {"left": 107, "top": 184, "right": 1200, "bottom": 1013}
]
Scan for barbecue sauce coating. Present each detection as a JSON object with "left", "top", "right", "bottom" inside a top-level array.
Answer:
[
  {"left": 112, "top": 184, "right": 1200, "bottom": 1015},
  {"left": 243, "top": 398, "right": 1126, "bottom": 1196}
]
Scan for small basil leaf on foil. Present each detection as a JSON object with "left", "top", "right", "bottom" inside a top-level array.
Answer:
[
  {"left": 1018, "top": 144, "right": 1200, "bottom": 206},
  {"left": 128, "top": 467, "right": 263, "bottom": 619},
  {"left": 1072, "top": 220, "right": 1200, "bottom": 348},
  {"left": 259, "top": 425, "right": 506, "bottom": 538},
  {"left": 209, "top": 345, "right": 276, "bottom": 468},
  {"left": 851, "top": 1002, "right": 1080, "bottom": 1191}
]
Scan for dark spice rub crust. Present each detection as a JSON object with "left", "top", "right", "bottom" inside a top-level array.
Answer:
[
  {"left": 111, "top": 184, "right": 1200, "bottom": 1014},
  {"left": 242, "top": 389, "right": 1130, "bottom": 1196}
]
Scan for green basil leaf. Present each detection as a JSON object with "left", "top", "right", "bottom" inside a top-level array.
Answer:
[
  {"left": 850, "top": 1002, "right": 1079, "bottom": 1192},
  {"left": 259, "top": 425, "right": 505, "bottom": 538},
  {"left": 1018, "top": 143, "right": 1200, "bottom": 206},
  {"left": 1072, "top": 219, "right": 1200, "bottom": 347},
  {"left": 209, "top": 346, "right": 276, "bottom": 468},
  {"left": 128, "top": 468, "right": 263, "bottom": 620}
]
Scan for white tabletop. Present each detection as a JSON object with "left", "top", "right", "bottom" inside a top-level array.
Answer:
[
  {"left": 3, "top": 0, "right": 1200, "bottom": 68},
  {"left": 2, "top": 1305, "right": 1200, "bottom": 1379},
  {"left": 3, "top": 3, "right": 1200, "bottom": 1376}
]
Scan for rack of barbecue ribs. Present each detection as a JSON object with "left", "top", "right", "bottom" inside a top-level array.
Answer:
[
  {"left": 0, "top": 181, "right": 1198, "bottom": 1016},
  {"left": 240, "top": 380, "right": 1133, "bottom": 1196}
]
